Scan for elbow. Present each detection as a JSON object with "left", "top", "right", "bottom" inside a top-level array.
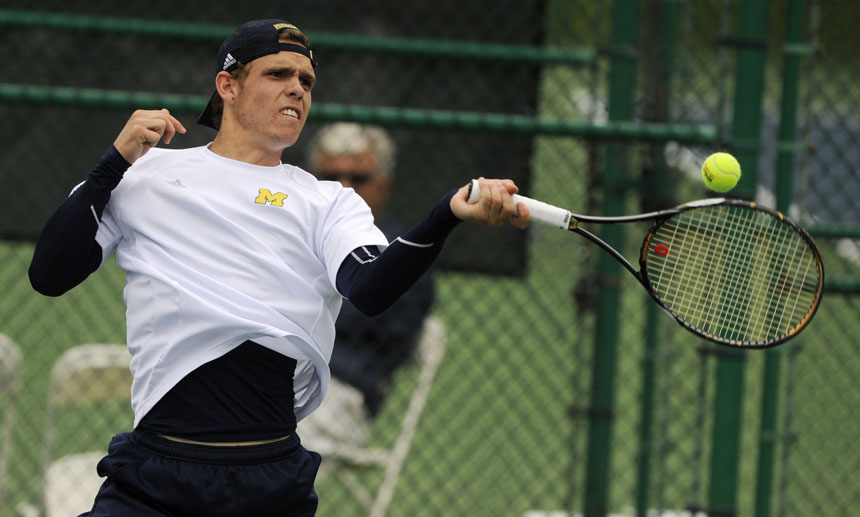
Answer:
[
  {"left": 28, "top": 266, "right": 70, "bottom": 297},
  {"left": 351, "top": 301, "right": 388, "bottom": 318},
  {"left": 348, "top": 291, "right": 393, "bottom": 318},
  {"left": 360, "top": 304, "right": 387, "bottom": 318}
]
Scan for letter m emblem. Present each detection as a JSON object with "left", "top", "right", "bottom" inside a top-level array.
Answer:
[{"left": 255, "top": 188, "right": 288, "bottom": 207}]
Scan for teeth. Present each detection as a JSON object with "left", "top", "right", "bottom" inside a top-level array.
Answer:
[{"left": 281, "top": 108, "right": 298, "bottom": 118}]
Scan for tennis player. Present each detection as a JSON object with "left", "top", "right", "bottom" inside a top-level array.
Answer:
[{"left": 29, "top": 19, "right": 529, "bottom": 516}]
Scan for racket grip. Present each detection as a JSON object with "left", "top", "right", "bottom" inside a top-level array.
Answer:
[{"left": 467, "top": 179, "right": 571, "bottom": 229}]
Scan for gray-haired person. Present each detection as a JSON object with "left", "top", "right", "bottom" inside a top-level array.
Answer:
[{"left": 300, "top": 123, "right": 434, "bottom": 468}]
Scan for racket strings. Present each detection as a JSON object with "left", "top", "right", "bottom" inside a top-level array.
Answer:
[
  {"left": 677, "top": 210, "right": 816, "bottom": 341},
  {"left": 677, "top": 209, "right": 754, "bottom": 338},
  {"left": 646, "top": 205, "right": 820, "bottom": 345},
  {"left": 669, "top": 209, "right": 817, "bottom": 342},
  {"left": 712, "top": 208, "right": 771, "bottom": 339},
  {"left": 753, "top": 221, "right": 815, "bottom": 338}
]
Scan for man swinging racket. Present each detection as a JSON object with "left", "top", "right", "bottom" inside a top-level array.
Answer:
[{"left": 29, "top": 19, "right": 529, "bottom": 516}]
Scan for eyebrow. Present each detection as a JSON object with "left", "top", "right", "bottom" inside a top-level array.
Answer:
[{"left": 261, "top": 66, "right": 316, "bottom": 87}]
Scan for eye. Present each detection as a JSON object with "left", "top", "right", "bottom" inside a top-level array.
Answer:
[{"left": 300, "top": 74, "right": 315, "bottom": 90}]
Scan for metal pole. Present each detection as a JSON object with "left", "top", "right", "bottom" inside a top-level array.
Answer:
[
  {"left": 755, "top": 1, "right": 807, "bottom": 515},
  {"left": 0, "top": 82, "right": 717, "bottom": 144},
  {"left": 635, "top": 1, "right": 678, "bottom": 515},
  {"left": 0, "top": 8, "right": 597, "bottom": 66},
  {"left": 583, "top": 1, "right": 640, "bottom": 515},
  {"left": 707, "top": 1, "right": 770, "bottom": 515}
]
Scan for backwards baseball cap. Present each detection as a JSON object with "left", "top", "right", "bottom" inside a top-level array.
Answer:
[{"left": 197, "top": 19, "right": 318, "bottom": 129}]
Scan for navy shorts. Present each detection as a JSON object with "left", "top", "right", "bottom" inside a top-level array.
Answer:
[{"left": 80, "top": 430, "right": 322, "bottom": 516}]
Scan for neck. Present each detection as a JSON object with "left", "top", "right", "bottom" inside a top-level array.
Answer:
[{"left": 208, "top": 134, "right": 283, "bottom": 167}]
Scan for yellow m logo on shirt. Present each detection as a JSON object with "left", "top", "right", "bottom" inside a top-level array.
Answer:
[{"left": 255, "top": 188, "right": 288, "bottom": 207}]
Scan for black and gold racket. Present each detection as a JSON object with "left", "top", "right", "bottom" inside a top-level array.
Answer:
[{"left": 468, "top": 180, "right": 824, "bottom": 348}]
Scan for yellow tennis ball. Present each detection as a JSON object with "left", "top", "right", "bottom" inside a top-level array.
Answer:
[{"left": 701, "top": 152, "right": 741, "bottom": 192}]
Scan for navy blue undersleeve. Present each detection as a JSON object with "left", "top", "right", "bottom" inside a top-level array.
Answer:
[
  {"left": 336, "top": 189, "right": 461, "bottom": 316},
  {"left": 29, "top": 146, "right": 130, "bottom": 296}
]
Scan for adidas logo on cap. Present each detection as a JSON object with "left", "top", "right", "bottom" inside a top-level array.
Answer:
[{"left": 222, "top": 52, "right": 236, "bottom": 70}]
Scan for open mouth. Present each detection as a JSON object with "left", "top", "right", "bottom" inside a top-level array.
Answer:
[{"left": 280, "top": 108, "right": 300, "bottom": 119}]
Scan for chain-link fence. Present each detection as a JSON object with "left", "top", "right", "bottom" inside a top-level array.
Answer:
[{"left": 1, "top": 1, "right": 858, "bottom": 516}]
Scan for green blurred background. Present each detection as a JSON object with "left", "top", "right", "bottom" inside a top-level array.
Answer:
[{"left": 1, "top": 1, "right": 859, "bottom": 516}]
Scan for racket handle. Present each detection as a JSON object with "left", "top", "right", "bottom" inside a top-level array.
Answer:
[{"left": 467, "top": 179, "right": 571, "bottom": 229}]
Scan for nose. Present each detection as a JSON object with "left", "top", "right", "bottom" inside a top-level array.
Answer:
[{"left": 285, "top": 77, "right": 304, "bottom": 98}]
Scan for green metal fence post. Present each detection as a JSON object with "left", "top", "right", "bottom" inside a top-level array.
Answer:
[
  {"left": 707, "top": 1, "right": 770, "bottom": 516},
  {"left": 755, "top": 1, "right": 807, "bottom": 516},
  {"left": 635, "top": 1, "right": 679, "bottom": 515},
  {"left": 582, "top": 1, "right": 640, "bottom": 516}
]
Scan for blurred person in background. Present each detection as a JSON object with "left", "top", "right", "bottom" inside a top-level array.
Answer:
[{"left": 299, "top": 123, "right": 434, "bottom": 464}]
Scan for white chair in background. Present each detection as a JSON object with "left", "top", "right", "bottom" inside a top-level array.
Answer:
[
  {"left": 0, "top": 334, "right": 22, "bottom": 505},
  {"left": 41, "top": 344, "right": 132, "bottom": 517},
  {"left": 313, "top": 316, "right": 447, "bottom": 517}
]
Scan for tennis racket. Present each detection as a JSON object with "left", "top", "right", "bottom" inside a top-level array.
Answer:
[{"left": 467, "top": 179, "right": 824, "bottom": 348}]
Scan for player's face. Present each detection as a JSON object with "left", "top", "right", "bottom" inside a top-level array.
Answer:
[{"left": 232, "top": 49, "right": 315, "bottom": 151}]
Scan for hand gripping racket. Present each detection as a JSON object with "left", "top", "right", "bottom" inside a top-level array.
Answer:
[{"left": 467, "top": 180, "right": 824, "bottom": 348}]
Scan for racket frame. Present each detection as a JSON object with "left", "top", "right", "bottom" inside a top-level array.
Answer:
[
  {"left": 585, "top": 198, "right": 824, "bottom": 348},
  {"left": 466, "top": 180, "right": 824, "bottom": 348}
]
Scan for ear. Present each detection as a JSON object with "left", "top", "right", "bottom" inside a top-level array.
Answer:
[{"left": 215, "top": 71, "right": 238, "bottom": 105}]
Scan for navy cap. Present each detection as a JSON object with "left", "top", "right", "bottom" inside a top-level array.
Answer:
[{"left": 198, "top": 19, "right": 318, "bottom": 130}]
